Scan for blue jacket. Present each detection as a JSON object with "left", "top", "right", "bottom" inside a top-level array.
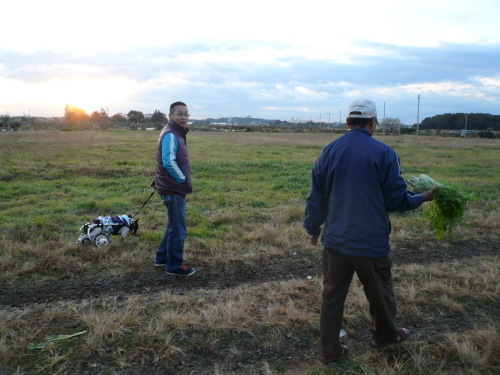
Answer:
[{"left": 303, "top": 128, "right": 423, "bottom": 258}]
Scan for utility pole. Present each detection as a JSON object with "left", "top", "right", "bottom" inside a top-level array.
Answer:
[
  {"left": 465, "top": 115, "right": 468, "bottom": 131},
  {"left": 416, "top": 95, "right": 421, "bottom": 135},
  {"left": 384, "top": 102, "right": 385, "bottom": 120}
]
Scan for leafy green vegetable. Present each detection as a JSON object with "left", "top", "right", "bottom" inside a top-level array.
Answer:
[
  {"left": 27, "top": 330, "right": 87, "bottom": 349},
  {"left": 408, "top": 174, "right": 471, "bottom": 239}
]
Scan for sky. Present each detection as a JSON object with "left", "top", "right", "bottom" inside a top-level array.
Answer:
[{"left": 1, "top": 0, "right": 499, "bottom": 124}]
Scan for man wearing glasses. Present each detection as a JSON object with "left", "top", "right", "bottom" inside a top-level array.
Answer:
[{"left": 153, "top": 101, "right": 195, "bottom": 276}]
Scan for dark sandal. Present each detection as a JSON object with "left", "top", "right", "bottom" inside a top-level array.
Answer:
[
  {"left": 321, "top": 344, "right": 348, "bottom": 363},
  {"left": 371, "top": 328, "right": 410, "bottom": 348}
]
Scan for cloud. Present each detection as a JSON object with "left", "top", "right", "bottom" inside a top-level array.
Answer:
[{"left": 0, "top": 39, "right": 499, "bottom": 120}]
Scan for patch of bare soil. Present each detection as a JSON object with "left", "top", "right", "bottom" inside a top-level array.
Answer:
[{"left": 0, "top": 241, "right": 498, "bottom": 307}]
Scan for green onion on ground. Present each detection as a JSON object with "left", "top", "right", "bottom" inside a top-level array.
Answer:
[{"left": 408, "top": 174, "right": 471, "bottom": 239}]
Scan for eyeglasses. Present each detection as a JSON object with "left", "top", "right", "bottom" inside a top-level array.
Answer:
[{"left": 173, "top": 112, "right": 190, "bottom": 117}]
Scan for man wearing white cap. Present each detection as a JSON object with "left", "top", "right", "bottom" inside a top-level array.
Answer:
[{"left": 304, "top": 99, "right": 436, "bottom": 363}]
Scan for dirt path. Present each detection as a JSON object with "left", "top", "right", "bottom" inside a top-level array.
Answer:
[{"left": 1, "top": 241, "right": 498, "bottom": 307}]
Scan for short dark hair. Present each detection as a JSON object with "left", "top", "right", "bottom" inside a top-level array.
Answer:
[
  {"left": 347, "top": 117, "right": 372, "bottom": 128},
  {"left": 347, "top": 116, "right": 379, "bottom": 128},
  {"left": 170, "top": 101, "right": 187, "bottom": 114}
]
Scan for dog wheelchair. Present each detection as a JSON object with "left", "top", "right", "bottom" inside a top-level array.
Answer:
[{"left": 76, "top": 215, "right": 138, "bottom": 247}]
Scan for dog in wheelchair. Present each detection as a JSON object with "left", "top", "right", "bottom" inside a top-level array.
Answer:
[{"left": 76, "top": 215, "right": 139, "bottom": 247}]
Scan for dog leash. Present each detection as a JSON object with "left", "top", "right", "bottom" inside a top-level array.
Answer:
[{"left": 131, "top": 190, "right": 156, "bottom": 219}]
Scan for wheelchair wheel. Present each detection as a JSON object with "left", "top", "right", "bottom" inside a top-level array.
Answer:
[{"left": 93, "top": 234, "right": 110, "bottom": 247}]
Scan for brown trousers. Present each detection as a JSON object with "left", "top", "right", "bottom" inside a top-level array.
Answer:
[{"left": 320, "top": 246, "right": 399, "bottom": 359}]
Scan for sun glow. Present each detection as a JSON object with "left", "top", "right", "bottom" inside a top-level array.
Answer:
[{"left": 0, "top": 76, "right": 137, "bottom": 116}]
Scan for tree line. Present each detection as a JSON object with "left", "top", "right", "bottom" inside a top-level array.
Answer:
[
  {"left": 420, "top": 113, "right": 500, "bottom": 131},
  {"left": 3, "top": 106, "right": 498, "bottom": 134},
  {"left": 63, "top": 105, "right": 167, "bottom": 128}
]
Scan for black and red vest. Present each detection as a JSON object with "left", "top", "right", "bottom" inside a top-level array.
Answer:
[{"left": 155, "top": 120, "right": 193, "bottom": 195}]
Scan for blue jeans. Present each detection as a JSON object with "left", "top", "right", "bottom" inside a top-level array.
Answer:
[{"left": 154, "top": 194, "right": 186, "bottom": 272}]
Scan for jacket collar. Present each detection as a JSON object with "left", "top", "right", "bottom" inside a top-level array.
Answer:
[
  {"left": 168, "top": 119, "right": 189, "bottom": 136},
  {"left": 350, "top": 127, "right": 372, "bottom": 137}
]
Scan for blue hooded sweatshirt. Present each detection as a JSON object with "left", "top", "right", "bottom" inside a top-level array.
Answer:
[{"left": 303, "top": 128, "right": 423, "bottom": 258}]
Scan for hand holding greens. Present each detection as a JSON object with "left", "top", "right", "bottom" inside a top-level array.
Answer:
[{"left": 408, "top": 174, "right": 471, "bottom": 239}]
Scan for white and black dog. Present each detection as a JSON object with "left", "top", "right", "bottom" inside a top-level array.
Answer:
[{"left": 76, "top": 215, "right": 139, "bottom": 247}]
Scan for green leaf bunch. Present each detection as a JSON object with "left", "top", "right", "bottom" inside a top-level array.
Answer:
[
  {"left": 408, "top": 174, "right": 471, "bottom": 239},
  {"left": 27, "top": 331, "right": 87, "bottom": 349}
]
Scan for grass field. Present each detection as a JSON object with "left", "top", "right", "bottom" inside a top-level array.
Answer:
[{"left": 0, "top": 130, "right": 499, "bottom": 374}]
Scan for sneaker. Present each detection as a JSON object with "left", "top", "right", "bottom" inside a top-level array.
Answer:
[
  {"left": 153, "top": 262, "right": 166, "bottom": 267},
  {"left": 166, "top": 264, "right": 195, "bottom": 276}
]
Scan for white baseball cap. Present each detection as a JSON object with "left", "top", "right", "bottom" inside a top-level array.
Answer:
[{"left": 347, "top": 99, "right": 377, "bottom": 118}]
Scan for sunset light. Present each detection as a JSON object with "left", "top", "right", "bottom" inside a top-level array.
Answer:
[{"left": 0, "top": 77, "right": 137, "bottom": 116}]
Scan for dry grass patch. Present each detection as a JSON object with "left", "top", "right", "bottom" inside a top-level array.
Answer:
[
  {"left": 466, "top": 199, "right": 500, "bottom": 237},
  {"left": 270, "top": 201, "right": 305, "bottom": 224},
  {"left": 75, "top": 299, "right": 141, "bottom": 349},
  {"left": 389, "top": 211, "right": 436, "bottom": 247},
  {"left": 0, "top": 278, "right": 321, "bottom": 372},
  {"left": 1, "top": 255, "right": 500, "bottom": 374},
  {"left": 397, "top": 256, "right": 500, "bottom": 300},
  {"left": 241, "top": 222, "right": 303, "bottom": 248},
  {"left": 208, "top": 210, "right": 240, "bottom": 226},
  {"left": 444, "top": 325, "right": 500, "bottom": 374}
]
